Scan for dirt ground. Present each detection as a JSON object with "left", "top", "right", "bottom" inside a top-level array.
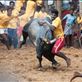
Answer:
[{"left": 0, "top": 43, "right": 82, "bottom": 82}]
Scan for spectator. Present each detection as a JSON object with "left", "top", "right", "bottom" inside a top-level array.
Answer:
[
  {"left": 0, "top": 3, "right": 10, "bottom": 49},
  {"left": 9, "top": 1, "right": 15, "bottom": 9},
  {"left": 76, "top": 11, "right": 82, "bottom": 46},
  {"left": 62, "top": 9, "right": 76, "bottom": 48},
  {"left": 17, "top": 6, "right": 26, "bottom": 47},
  {"left": 7, "top": 6, "right": 18, "bottom": 48},
  {"left": 37, "top": 5, "right": 51, "bottom": 19},
  {"left": 76, "top": 11, "right": 82, "bottom": 31}
]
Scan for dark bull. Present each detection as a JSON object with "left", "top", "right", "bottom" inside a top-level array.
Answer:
[{"left": 21, "top": 18, "right": 58, "bottom": 68}]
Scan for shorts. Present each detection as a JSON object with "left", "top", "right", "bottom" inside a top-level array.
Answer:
[
  {"left": 0, "top": 28, "right": 8, "bottom": 34},
  {"left": 64, "top": 24, "right": 73, "bottom": 35},
  {"left": 51, "top": 38, "right": 65, "bottom": 54}
]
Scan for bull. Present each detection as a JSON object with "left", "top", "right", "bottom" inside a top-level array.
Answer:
[{"left": 20, "top": 18, "right": 70, "bottom": 69}]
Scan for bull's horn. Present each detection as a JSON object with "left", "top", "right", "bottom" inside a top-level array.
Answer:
[{"left": 70, "top": 72, "right": 82, "bottom": 82}]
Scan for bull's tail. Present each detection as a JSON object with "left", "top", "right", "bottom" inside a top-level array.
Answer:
[{"left": 70, "top": 72, "right": 82, "bottom": 82}]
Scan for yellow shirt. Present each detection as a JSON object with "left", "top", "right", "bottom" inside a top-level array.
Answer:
[
  {"left": 7, "top": 17, "right": 18, "bottom": 29},
  {"left": 7, "top": 0, "right": 25, "bottom": 28},
  {"left": 77, "top": 16, "right": 82, "bottom": 24},
  {"left": 12, "top": 0, "right": 24, "bottom": 17},
  {"left": 19, "top": 0, "right": 36, "bottom": 27},
  {"left": 0, "top": 0, "right": 24, "bottom": 28},
  {"left": 34, "top": 11, "right": 39, "bottom": 18},
  {"left": 52, "top": 17, "right": 64, "bottom": 38},
  {"left": 25, "top": 0, "right": 36, "bottom": 18},
  {"left": 0, "top": 11, "right": 10, "bottom": 28},
  {"left": 36, "top": 0, "right": 43, "bottom": 7}
]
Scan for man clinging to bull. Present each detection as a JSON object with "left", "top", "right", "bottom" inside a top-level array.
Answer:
[{"left": 40, "top": 9, "right": 71, "bottom": 68}]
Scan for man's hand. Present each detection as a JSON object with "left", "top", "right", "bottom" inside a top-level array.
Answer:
[
  {"left": 42, "top": 38, "right": 47, "bottom": 42},
  {"left": 42, "top": 38, "right": 50, "bottom": 44},
  {"left": 38, "top": 21, "right": 45, "bottom": 26}
]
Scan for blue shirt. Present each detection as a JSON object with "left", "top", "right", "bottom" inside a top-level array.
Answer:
[{"left": 63, "top": 14, "right": 76, "bottom": 25}]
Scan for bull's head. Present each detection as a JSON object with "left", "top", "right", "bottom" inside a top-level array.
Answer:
[{"left": 39, "top": 38, "right": 53, "bottom": 51}]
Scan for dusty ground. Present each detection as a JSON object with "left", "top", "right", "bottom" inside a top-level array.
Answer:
[{"left": 0, "top": 43, "right": 82, "bottom": 82}]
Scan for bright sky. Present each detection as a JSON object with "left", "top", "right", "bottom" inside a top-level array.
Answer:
[
  {"left": 48, "top": 0, "right": 54, "bottom": 5},
  {"left": 0, "top": 0, "right": 15, "bottom": 6}
]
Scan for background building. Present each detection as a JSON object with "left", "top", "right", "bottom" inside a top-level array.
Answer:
[
  {"left": 44, "top": 0, "right": 80, "bottom": 16},
  {"left": 79, "top": 0, "right": 82, "bottom": 15}
]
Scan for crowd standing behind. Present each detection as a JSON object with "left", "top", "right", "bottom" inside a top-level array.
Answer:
[
  {"left": 0, "top": 0, "right": 82, "bottom": 49},
  {"left": 62, "top": 9, "right": 76, "bottom": 48}
]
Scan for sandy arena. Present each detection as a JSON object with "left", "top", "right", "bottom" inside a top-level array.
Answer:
[{"left": 0, "top": 43, "right": 82, "bottom": 82}]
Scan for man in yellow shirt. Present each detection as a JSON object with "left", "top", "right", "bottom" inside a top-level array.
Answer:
[
  {"left": 0, "top": 0, "right": 24, "bottom": 49},
  {"left": 76, "top": 11, "right": 82, "bottom": 47},
  {"left": 41, "top": 9, "right": 71, "bottom": 68},
  {"left": 76, "top": 11, "right": 82, "bottom": 30},
  {"left": 11, "top": 0, "right": 24, "bottom": 17},
  {"left": 0, "top": 4, "right": 10, "bottom": 50},
  {"left": 6, "top": 0, "right": 26, "bottom": 49},
  {"left": 34, "top": 4, "right": 50, "bottom": 19},
  {"left": 19, "top": 0, "right": 36, "bottom": 28},
  {"left": 19, "top": 0, "right": 43, "bottom": 27}
]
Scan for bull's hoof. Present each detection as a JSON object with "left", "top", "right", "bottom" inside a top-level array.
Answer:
[
  {"left": 7, "top": 46, "right": 11, "bottom": 50},
  {"left": 37, "top": 67, "right": 43, "bottom": 71},
  {"left": 52, "top": 63, "right": 60, "bottom": 69},
  {"left": 66, "top": 58, "right": 71, "bottom": 67},
  {"left": 36, "top": 65, "right": 43, "bottom": 71}
]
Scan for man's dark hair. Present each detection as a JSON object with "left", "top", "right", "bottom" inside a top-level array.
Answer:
[
  {"left": 0, "top": 2, "right": 4, "bottom": 8},
  {"left": 51, "top": 9, "right": 59, "bottom": 16},
  {"left": 0, "top": 2, "right": 3, "bottom": 7},
  {"left": 7, "top": 6, "right": 13, "bottom": 11},
  {"left": 36, "top": 5, "right": 41, "bottom": 12},
  {"left": 32, "top": 0, "right": 36, "bottom": 2},
  {"left": 9, "top": 1, "right": 15, "bottom": 6},
  {"left": 0, "top": 2, "right": 5, "bottom": 12}
]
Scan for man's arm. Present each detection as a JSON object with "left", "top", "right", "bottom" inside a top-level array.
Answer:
[
  {"left": 62, "top": 14, "right": 67, "bottom": 21},
  {"left": 12, "top": 0, "right": 24, "bottom": 17}
]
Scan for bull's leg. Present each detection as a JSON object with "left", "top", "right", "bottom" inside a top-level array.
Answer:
[
  {"left": 43, "top": 53, "right": 60, "bottom": 69},
  {"left": 43, "top": 52, "right": 59, "bottom": 65},
  {"left": 37, "top": 56, "right": 42, "bottom": 68},
  {"left": 56, "top": 52, "right": 71, "bottom": 67},
  {"left": 36, "top": 39, "right": 43, "bottom": 68},
  {"left": 19, "top": 31, "right": 28, "bottom": 48},
  {"left": 42, "top": 43, "right": 60, "bottom": 68},
  {"left": 36, "top": 46, "right": 43, "bottom": 68}
]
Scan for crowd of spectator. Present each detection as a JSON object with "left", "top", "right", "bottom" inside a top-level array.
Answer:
[{"left": 0, "top": 0, "right": 82, "bottom": 50}]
